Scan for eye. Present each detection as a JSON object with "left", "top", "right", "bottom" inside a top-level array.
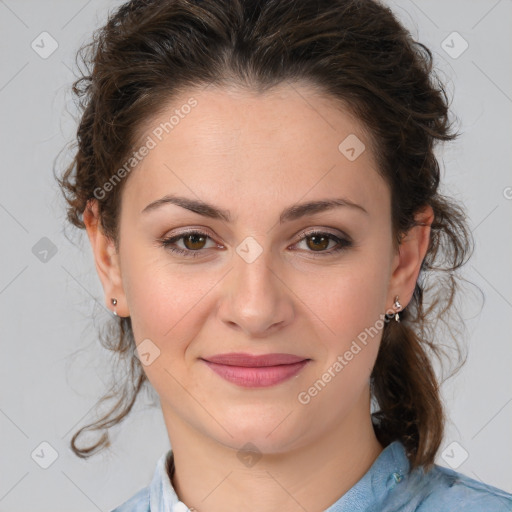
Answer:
[
  {"left": 158, "top": 229, "right": 220, "bottom": 258},
  {"left": 158, "top": 228, "right": 352, "bottom": 258},
  {"left": 291, "top": 230, "right": 353, "bottom": 256}
]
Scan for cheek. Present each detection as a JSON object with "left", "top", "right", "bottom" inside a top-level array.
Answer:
[
  {"left": 296, "top": 270, "right": 386, "bottom": 422},
  {"left": 121, "top": 256, "right": 205, "bottom": 396},
  {"left": 120, "top": 243, "right": 219, "bottom": 363},
  {"left": 305, "top": 248, "right": 389, "bottom": 386},
  {"left": 310, "top": 255, "right": 388, "bottom": 344}
]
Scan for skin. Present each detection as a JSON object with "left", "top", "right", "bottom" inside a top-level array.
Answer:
[{"left": 84, "top": 82, "right": 433, "bottom": 512}]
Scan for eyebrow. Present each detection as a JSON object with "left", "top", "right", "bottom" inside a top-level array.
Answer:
[{"left": 141, "top": 194, "right": 368, "bottom": 223}]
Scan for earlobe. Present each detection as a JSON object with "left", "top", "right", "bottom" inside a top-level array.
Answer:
[
  {"left": 83, "top": 199, "right": 129, "bottom": 317},
  {"left": 388, "top": 205, "right": 434, "bottom": 309}
]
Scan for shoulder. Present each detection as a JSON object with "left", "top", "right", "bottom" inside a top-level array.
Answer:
[
  {"left": 109, "top": 486, "right": 150, "bottom": 512},
  {"left": 108, "top": 448, "right": 176, "bottom": 512},
  {"left": 375, "top": 441, "right": 512, "bottom": 512},
  {"left": 413, "top": 463, "right": 512, "bottom": 511}
]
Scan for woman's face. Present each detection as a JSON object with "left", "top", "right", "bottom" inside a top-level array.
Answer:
[{"left": 89, "top": 82, "right": 420, "bottom": 454}]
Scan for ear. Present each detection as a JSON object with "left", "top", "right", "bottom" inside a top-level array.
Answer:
[
  {"left": 83, "top": 199, "right": 129, "bottom": 317},
  {"left": 388, "top": 204, "right": 434, "bottom": 309}
]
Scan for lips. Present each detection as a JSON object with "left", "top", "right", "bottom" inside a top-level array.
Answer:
[
  {"left": 200, "top": 352, "right": 310, "bottom": 387},
  {"left": 202, "top": 352, "right": 308, "bottom": 367}
]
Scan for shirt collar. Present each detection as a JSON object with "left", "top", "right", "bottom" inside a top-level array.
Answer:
[
  {"left": 324, "top": 440, "right": 410, "bottom": 511},
  {"left": 149, "top": 447, "right": 185, "bottom": 512},
  {"left": 149, "top": 440, "right": 410, "bottom": 512}
]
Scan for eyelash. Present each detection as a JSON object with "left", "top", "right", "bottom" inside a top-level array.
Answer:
[{"left": 157, "top": 229, "right": 353, "bottom": 258}]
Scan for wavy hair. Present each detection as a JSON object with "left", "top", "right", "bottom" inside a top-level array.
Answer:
[{"left": 55, "top": 0, "right": 475, "bottom": 471}]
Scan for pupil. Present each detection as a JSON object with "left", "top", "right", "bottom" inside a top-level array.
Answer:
[
  {"left": 186, "top": 234, "right": 205, "bottom": 250},
  {"left": 309, "top": 235, "right": 328, "bottom": 251}
]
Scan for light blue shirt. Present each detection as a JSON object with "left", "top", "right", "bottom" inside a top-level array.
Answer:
[{"left": 110, "top": 440, "right": 512, "bottom": 511}]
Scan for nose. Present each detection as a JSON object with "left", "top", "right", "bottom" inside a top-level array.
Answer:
[{"left": 217, "top": 239, "right": 295, "bottom": 338}]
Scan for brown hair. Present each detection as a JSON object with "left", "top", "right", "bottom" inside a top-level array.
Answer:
[{"left": 55, "top": 0, "right": 474, "bottom": 471}]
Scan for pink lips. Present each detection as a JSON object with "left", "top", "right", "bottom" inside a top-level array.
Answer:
[{"left": 201, "top": 352, "right": 310, "bottom": 387}]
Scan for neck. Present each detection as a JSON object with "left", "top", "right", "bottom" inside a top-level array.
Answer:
[{"left": 163, "top": 394, "right": 384, "bottom": 512}]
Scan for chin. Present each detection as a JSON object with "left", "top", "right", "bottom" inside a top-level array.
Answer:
[{"left": 210, "top": 415, "right": 305, "bottom": 455}]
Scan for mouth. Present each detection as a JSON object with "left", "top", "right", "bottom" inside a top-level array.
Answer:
[{"left": 200, "top": 352, "right": 311, "bottom": 388}]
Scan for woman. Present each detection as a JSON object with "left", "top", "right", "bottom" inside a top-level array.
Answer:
[{"left": 56, "top": 0, "right": 512, "bottom": 510}]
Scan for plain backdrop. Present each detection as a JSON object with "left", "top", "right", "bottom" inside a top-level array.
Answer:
[{"left": 1, "top": 0, "right": 511, "bottom": 510}]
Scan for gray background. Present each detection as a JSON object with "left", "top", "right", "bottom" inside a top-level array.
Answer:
[{"left": 1, "top": 0, "right": 511, "bottom": 510}]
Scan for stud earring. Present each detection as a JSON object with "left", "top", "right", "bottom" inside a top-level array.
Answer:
[
  {"left": 111, "top": 297, "right": 118, "bottom": 316},
  {"left": 393, "top": 295, "right": 402, "bottom": 322}
]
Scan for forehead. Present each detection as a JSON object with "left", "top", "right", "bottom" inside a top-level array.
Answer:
[{"left": 122, "top": 82, "right": 389, "bottom": 220}]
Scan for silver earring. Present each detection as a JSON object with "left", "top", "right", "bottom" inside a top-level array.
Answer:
[
  {"left": 111, "top": 298, "right": 118, "bottom": 316},
  {"left": 393, "top": 295, "right": 402, "bottom": 322}
]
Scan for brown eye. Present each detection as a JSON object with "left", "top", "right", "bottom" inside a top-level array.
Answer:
[
  {"left": 183, "top": 233, "right": 208, "bottom": 250},
  {"left": 305, "top": 234, "right": 331, "bottom": 251},
  {"left": 159, "top": 229, "right": 218, "bottom": 258},
  {"left": 293, "top": 230, "right": 353, "bottom": 256},
  {"left": 159, "top": 229, "right": 351, "bottom": 259}
]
